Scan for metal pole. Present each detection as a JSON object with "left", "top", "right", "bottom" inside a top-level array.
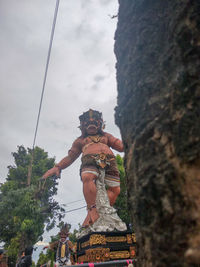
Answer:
[{"left": 70, "top": 259, "right": 137, "bottom": 267}]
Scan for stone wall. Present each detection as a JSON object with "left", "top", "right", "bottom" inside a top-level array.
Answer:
[{"left": 114, "top": 0, "right": 200, "bottom": 266}]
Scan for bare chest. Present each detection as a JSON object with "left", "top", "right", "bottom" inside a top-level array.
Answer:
[
  {"left": 83, "top": 135, "right": 108, "bottom": 146},
  {"left": 81, "top": 135, "right": 112, "bottom": 155}
]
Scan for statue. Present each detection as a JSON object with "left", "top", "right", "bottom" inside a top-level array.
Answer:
[
  {"left": 43, "top": 224, "right": 75, "bottom": 266},
  {"left": 43, "top": 109, "right": 126, "bottom": 231}
]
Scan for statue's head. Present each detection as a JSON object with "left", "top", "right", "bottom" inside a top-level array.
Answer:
[
  {"left": 79, "top": 109, "right": 104, "bottom": 136},
  {"left": 59, "top": 223, "right": 69, "bottom": 239}
]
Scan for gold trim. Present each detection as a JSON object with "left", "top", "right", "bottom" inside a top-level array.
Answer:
[
  {"left": 132, "top": 233, "right": 136, "bottom": 243},
  {"left": 110, "top": 250, "right": 130, "bottom": 259},
  {"left": 126, "top": 234, "right": 133, "bottom": 244},
  {"left": 80, "top": 233, "right": 136, "bottom": 248},
  {"left": 89, "top": 135, "right": 101, "bottom": 143},
  {"left": 89, "top": 109, "right": 93, "bottom": 118},
  {"left": 81, "top": 240, "right": 90, "bottom": 248},
  {"left": 106, "top": 236, "right": 127, "bottom": 243},
  {"left": 89, "top": 234, "right": 106, "bottom": 246},
  {"left": 86, "top": 248, "right": 110, "bottom": 262}
]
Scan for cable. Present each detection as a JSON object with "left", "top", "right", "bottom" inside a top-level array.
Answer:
[
  {"left": 27, "top": 0, "right": 60, "bottom": 185},
  {"left": 61, "top": 199, "right": 85, "bottom": 206},
  {"left": 32, "top": 0, "right": 60, "bottom": 150},
  {"left": 64, "top": 205, "right": 87, "bottom": 213}
]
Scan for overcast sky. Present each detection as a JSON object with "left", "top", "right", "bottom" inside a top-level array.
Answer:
[{"left": 0, "top": 0, "right": 121, "bottom": 251}]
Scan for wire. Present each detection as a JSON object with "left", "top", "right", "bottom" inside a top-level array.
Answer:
[
  {"left": 27, "top": 0, "right": 60, "bottom": 185},
  {"left": 61, "top": 199, "right": 85, "bottom": 206},
  {"left": 32, "top": 0, "right": 60, "bottom": 150},
  {"left": 64, "top": 205, "right": 87, "bottom": 213}
]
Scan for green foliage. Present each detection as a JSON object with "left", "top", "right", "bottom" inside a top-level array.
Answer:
[
  {"left": 69, "top": 223, "right": 82, "bottom": 244},
  {"left": 36, "top": 250, "right": 53, "bottom": 267},
  {"left": 0, "top": 145, "right": 65, "bottom": 264},
  {"left": 114, "top": 154, "right": 131, "bottom": 225}
]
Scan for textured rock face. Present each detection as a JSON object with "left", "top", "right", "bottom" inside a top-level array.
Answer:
[{"left": 114, "top": 0, "right": 200, "bottom": 266}]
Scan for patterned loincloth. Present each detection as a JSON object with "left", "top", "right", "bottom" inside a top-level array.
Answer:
[{"left": 80, "top": 154, "right": 120, "bottom": 187}]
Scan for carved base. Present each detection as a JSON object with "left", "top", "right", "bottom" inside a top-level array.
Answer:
[{"left": 75, "top": 230, "right": 136, "bottom": 263}]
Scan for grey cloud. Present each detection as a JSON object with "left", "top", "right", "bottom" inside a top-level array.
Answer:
[
  {"left": 91, "top": 84, "right": 99, "bottom": 91},
  {"left": 99, "top": 0, "right": 111, "bottom": 6},
  {"left": 80, "top": 0, "right": 92, "bottom": 9},
  {"left": 94, "top": 75, "right": 105, "bottom": 82}
]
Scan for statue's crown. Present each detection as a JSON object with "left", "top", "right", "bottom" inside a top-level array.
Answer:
[
  {"left": 59, "top": 223, "right": 69, "bottom": 237},
  {"left": 79, "top": 109, "right": 103, "bottom": 122}
]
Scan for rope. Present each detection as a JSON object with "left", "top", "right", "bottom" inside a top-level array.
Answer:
[{"left": 27, "top": 0, "right": 60, "bottom": 185}]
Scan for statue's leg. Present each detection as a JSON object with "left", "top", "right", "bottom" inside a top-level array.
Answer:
[
  {"left": 81, "top": 172, "right": 99, "bottom": 226},
  {"left": 105, "top": 159, "right": 121, "bottom": 206},
  {"left": 107, "top": 186, "right": 120, "bottom": 206}
]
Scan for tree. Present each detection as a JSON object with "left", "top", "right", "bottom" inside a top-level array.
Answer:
[
  {"left": 37, "top": 249, "right": 54, "bottom": 267},
  {"left": 114, "top": 155, "right": 131, "bottom": 226},
  {"left": 115, "top": 0, "right": 200, "bottom": 266},
  {"left": 0, "top": 145, "right": 65, "bottom": 266}
]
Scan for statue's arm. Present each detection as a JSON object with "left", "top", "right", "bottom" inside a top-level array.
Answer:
[
  {"left": 49, "top": 240, "right": 59, "bottom": 251},
  {"left": 106, "top": 132, "right": 124, "bottom": 152},
  {"left": 43, "top": 138, "right": 82, "bottom": 179},
  {"left": 68, "top": 240, "right": 75, "bottom": 252}
]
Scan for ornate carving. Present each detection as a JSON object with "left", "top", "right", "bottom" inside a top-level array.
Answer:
[
  {"left": 130, "top": 246, "right": 136, "bottom": 258},
  {"left": 110, "top": 250, "right": 130, "bottom": 259},
  {"left": 77, "top": 232, "right": 136, "bottom": 263},
  {"left": 91, "top": 153, "right": 109, "bottom": 169},
  {"left": 126, "top": 234, "right": 133, "bottom": 244},
  {"left": 81, "top": 240, "right": 90, "bottom": 248},
  {"left": 106, "top": 236, "right": 127, "bottom": 243},
  {"left": 89, "top": 234, "right": 106, "bottom": 246},
  {"left": 77, "top": 254, "right": 87, "bottom": 263},
  {"left": 86, "top": 248, "right": 110, "bottom": 262},
  {"left": 89, "top": 135, "right": 101, "bottom": 143},
  {"left": 78, "top": 247, "right": 134, "bottom": 263},
  {"left": 132, "top": 233, "right": 136, "bottom": 243}
]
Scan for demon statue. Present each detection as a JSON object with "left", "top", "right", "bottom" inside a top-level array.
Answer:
[
  {"left": 43, "top": 224, "right": 75, "bottom": 266},
  {"left": 43, "top": 109, "right": 127, "bottom": 235}
]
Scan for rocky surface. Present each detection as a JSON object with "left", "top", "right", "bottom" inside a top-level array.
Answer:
[{"left": 114, "top": 0, "right": 200, "bottom": 266}]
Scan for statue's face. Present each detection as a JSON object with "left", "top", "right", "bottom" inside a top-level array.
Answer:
[
  {"left": 60, "top": 236, "right": 66, "bottom": 242},
  {"left": 82, "top": 117, "right": 101, "bottom": 135},
  {"left": 80, "top": 109, "right": 103, "bottom": 136}
]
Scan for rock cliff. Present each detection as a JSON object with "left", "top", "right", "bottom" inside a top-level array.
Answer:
[{"left": 114, "top": 0, "right": 200, "bottom": 266}]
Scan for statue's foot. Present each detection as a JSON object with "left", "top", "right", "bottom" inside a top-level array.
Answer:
[
  {"left": 82, "top": 206, "right": 99, "bottom": 227},
  {"left": 82, "top": 213, "right": 90, "bottom": 227}
]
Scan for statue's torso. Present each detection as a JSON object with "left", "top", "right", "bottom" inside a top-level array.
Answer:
[{"left": 81, "top": 135, "right": 114, "bottom": 156}]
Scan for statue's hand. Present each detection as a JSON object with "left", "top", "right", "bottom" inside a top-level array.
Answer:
[{"left": 43, "top": 166, "right": 60, "bottom": 179}]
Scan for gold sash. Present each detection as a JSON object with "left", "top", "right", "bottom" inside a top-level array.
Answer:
[{"left": 61, "top": 243, "right": 66, "bottom": 258}]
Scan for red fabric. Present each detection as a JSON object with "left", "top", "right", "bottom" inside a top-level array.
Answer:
[{"left": 88, "top": 263, "right": 94, "bottom": 267}]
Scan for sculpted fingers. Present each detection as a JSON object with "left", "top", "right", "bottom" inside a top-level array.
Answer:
[
  {"left": 42, "top": 171, "right": 47, "bottom": 179},
  {"left": 43, "top": 166, "right": 61, "bottom": 179},
  {"left": 43, "top": 168, "right": 55, "bottom": 179}
]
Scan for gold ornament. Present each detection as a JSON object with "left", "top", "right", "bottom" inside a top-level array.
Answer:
[{"left": 89, "top": 135, "right": 101, "bottom": 143}]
